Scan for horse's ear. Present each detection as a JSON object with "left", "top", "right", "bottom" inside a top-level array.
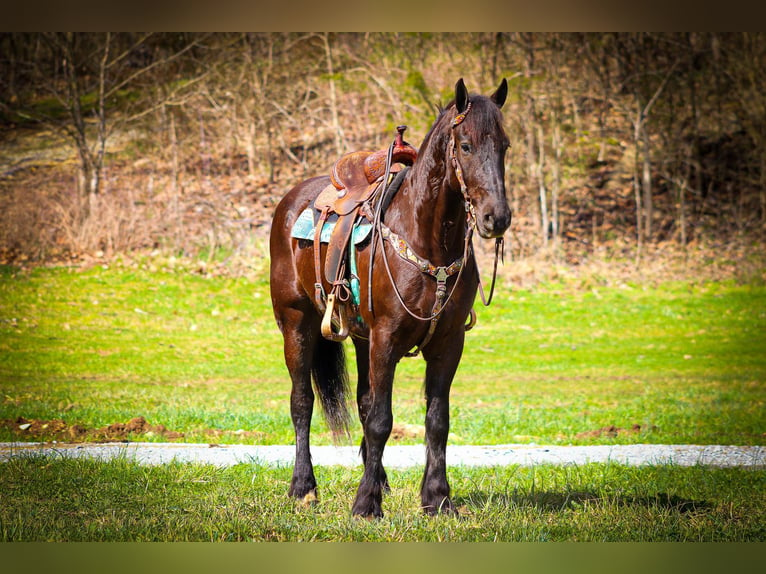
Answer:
[
  {"left": 455, "top": 78, "right": 469, "bottom": 113},
  {"left": 490, "top": 78, "right": 508, "bottom": 108}
]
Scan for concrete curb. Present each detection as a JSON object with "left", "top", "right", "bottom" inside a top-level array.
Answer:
[{"left": 2, "top": 442, "right": 764, "bottom": 469}]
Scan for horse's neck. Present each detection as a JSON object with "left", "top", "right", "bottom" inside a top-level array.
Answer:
[{"left": 386, "top": 135, "right": 468, "bottom": 266}]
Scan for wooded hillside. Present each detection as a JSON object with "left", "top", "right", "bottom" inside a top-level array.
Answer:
[{"left": 1, "top": 33, "right": 764, "bottom": 282}]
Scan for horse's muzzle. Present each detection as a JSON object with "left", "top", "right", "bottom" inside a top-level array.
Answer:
[{"left": 477, "top": 206, "right": 511, "bottom": 239}]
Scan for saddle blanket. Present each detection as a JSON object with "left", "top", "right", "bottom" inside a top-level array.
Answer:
[{"left": 290, "top": 208, "right": 373, "bottom": 245}]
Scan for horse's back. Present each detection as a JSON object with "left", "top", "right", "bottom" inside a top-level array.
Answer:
[{"left": 271, "top": 176, "right": 330, "bottom": 238}]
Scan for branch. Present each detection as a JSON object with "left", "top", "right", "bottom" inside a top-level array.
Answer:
[
  {"left": 640, "top": 59, "right": 680, "bottom": 123},
  {"left": 117, "top": 70, "right": 211, "bottom": 125},
  {"left": 104, "top": 33, "right": 212, "bottom": 100},
  {"left": 104, "top": 33, "right": 154, "bottom": 70}
]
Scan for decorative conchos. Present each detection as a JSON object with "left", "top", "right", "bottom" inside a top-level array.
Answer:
[{"left": 380, "top": 225, "right": 464, "bottom": 279}]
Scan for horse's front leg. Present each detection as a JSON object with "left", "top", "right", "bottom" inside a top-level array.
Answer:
[
  {"left": 421, "top": 332, "right": 465, "bottom": 515},
  {"left": 351, "top": 332, "right": 395, "bottom": 518},
  {"left": 353, "top": 337, "right": 391, "bottom": 493}
]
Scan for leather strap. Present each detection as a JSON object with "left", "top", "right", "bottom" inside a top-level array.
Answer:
[{"left": 313, "top": 206, "right": 330, "bottom": 308}]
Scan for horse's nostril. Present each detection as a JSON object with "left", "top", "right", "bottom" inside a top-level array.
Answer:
[{"left": 483, "top": 212, "right": 510, "bottom": 233}]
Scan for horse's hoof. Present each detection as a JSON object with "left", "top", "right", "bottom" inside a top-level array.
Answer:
[
  {"left": 422, "top": 497, "right": 458, "bottom": 516},
  {"left": 351, "top": 500, "right": 384, "bottom": 519},
  {"left": 290, "top": 488, "right": 318, "bottom": 508},
  {"left": 298, "top": 490, "right": 318, "bottom": 507}
]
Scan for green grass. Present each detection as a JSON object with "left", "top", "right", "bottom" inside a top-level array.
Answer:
[
  {"left": 1, "top": 258, "right": 765, "bottom": 542},
  {"left": 1, "top": 455, "right": 763, "bottom": 541},
  {"left": 1, "top": 259, "right": 764, "bottom": 446}
]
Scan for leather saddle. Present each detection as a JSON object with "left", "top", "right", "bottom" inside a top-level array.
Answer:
[{"left": 313, "top": 126, "right": 417, "bottom": 341}]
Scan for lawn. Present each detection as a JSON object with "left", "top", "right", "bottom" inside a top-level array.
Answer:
[
  {"left": 1, "top": 455, "right": 764, "bottom": 541},
  {"left": 0, "top": 257, "right": 764, "bottom": 542},
  {"left": 1, "top": 258, "right": 764, "bottom": 447}
]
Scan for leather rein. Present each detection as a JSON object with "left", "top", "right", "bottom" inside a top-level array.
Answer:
[{"left": 372, "top": 102, "right": 504, "bottom": 356}]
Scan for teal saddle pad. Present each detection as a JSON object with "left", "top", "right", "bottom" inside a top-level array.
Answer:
[{"left": 291, "top": 208, "right": 373, "bottom": 245}]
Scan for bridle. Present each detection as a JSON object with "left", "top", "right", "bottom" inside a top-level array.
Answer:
[
  {"left": 372, "top": 99, "right": 505, "bottom": 356},
  {"left": 449, "top": 101, "right": 478, "bottom": 222},
  {"left": 448, "top": 101, "right": 504, "bottom": 307}
]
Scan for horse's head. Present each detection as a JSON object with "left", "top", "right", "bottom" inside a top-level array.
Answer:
[{"left": 449, "top": 78, "right": 512, "bottom": 239}]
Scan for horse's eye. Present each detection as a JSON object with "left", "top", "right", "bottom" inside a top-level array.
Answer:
[{"left": 460, "top": 142, "right": 472, "bottom": 153}]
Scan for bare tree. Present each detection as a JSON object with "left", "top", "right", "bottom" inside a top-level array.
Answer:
[
  {"left": 320, "top": 33, "right": 346, "bottom": 156},
  {"left": 16, "top": 34, "right": 204, "bottom": 218},
  {"left": 41, "top": 33, "right": 110, "bottom": 210},
  {"left": 725, "top": 32, "right": 766, "bottom": 223}
]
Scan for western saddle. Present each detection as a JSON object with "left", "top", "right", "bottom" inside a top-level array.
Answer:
[{"left": 312, "top": 126, "right": 418, "bottom": 341}]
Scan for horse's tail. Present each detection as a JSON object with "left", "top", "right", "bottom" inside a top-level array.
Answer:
[{"left": 312, "top": 336, "right": 351, "bottom": 441}]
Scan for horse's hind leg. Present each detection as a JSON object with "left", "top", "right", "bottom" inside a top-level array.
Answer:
[
  {"left": 354, "top": 338, "right": 371, "bottom": 461},
  {"left": 278, "top": 305, "right": 321, "bottom": 503}
]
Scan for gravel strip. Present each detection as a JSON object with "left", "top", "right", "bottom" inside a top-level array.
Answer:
[{"left": 1, "top": 442, "right": 764, "bottom": 469}]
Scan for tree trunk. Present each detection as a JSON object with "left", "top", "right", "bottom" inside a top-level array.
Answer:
[
  {"left": 551, "top": 112, "right": 562, "bottom": 249},
  {"left": 641, "top": 124, "right": 653, "bottom": 240},
  {"left": 521, "top": 33, "right": 544, "bottom": 249},
  {"left": 761, "top": 154, "right": 766, "bottom": 223},
  {"left": 169, "top": 109, "right": 182, "bottom": 251},
  {"left": 538, "top": 124, "right": 548, "bottom": 248},
  {"left": 680, "top": 147, "right": 689, "bottom": 250},
  {"left": 633, "top": 104, "right": 644, "bottom": 264},
  {"left": 59, "top": 33, "right": 112, "bottom": 220},
  {"left": 322, "top": 33, "right": 345, "bottom": 156}
]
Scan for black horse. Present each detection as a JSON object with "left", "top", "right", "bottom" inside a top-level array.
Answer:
[{"left": 269, "top": 79, "right": 511, "bottom": 517}]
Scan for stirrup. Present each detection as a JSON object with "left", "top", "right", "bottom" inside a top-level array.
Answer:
[{"left": 321, "top": 293, "right": 350, "bottom": 341}]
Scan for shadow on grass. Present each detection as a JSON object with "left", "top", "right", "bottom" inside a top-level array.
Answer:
[{"left": 454, "top": 490, "right": 711, "bottom": 514}]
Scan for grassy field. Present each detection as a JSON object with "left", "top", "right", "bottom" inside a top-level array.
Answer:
[
  {"left": 2, "top": 455, "right": 764, "bottom": 541},
  {"left": 1, "top": 257, "right": 764, "bottom": 446},
  {"left": 1, "top": 257, "right": 765, "bottom": 541}
]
